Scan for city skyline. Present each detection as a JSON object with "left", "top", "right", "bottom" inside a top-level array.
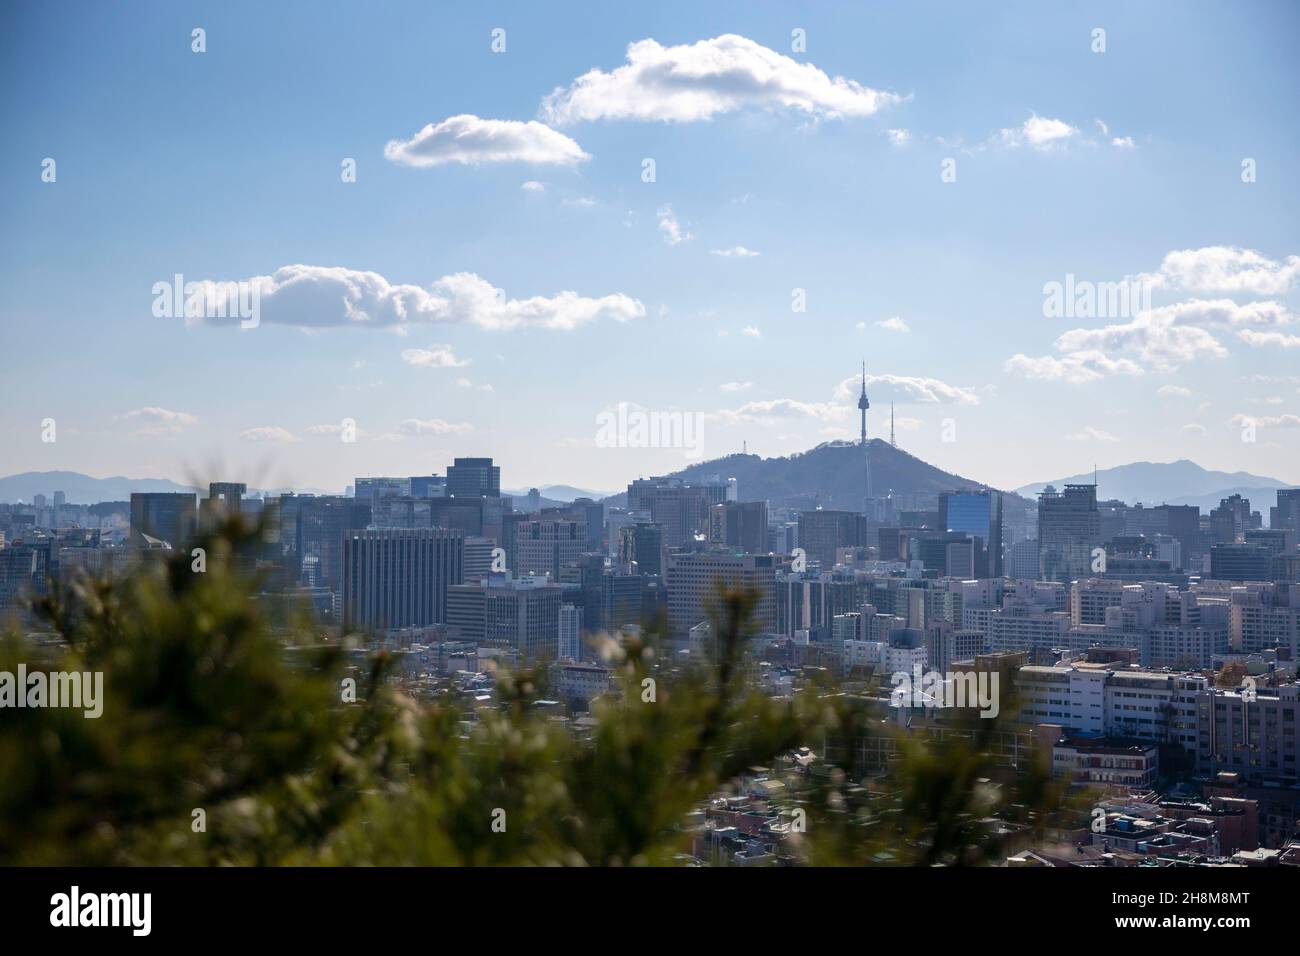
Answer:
[{"left": 3, "top": 2, "right": 1299, "bottom": 498}]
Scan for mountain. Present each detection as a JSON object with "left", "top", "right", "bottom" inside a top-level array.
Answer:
[
  {"left": 1015, "top": 460, "right": 1295, "bottom": 517},
  {"left": 504, "top": 484, "right": 613, "bottom": 503},
  {"left": 0, "top": 471, "right": 342, "bottom": 504},
  {"left": 601, "top": 440, "right": 997, "bottom": 510},
  {"left": 0, "top": 471, "right": 201, "bottom": 504}
]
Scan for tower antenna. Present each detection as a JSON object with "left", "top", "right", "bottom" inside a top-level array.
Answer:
[
  {"left": 890, "top": 402, "right": 896, "bottom": 448},
  {"left": 858, "top": 359, "right": 872, "bottom": 504}
]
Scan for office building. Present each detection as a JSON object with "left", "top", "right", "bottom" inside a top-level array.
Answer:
[
  {"left": 939, "top": 490, "right": 1003, "bottom": 577},
  {"left": 129, "top": 492, "right": 197, "bottom": 550},
  {"left": 341, "top": 527, "right": 464, "bottom": 631},
  {"left": 1038, "top": 484, "right": 1100, "bottom": 584},
  {"left": 666, "top": 551, "right": 777, "bottom": 636},
  {"left": 446, "top": 457, "right": 500, "bottom": 498}
]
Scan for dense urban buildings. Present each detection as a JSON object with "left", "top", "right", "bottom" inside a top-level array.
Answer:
[{"left": 5, "top": 449, "right": 1300, "bottom": 865}]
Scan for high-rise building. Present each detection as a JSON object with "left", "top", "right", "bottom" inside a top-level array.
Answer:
[
  {"left": 341, "top": 528, "right": 464, "bottom": 631},
  {"left": 447, "top": 574, "right": 563, "bottom": 661},
  {"left": 1210, "top": 544, "right": 1274, "bottom": 582},
  {"left": 201, "top": 482, "right": 247, "bottom": 527},
  {"left": 514, "top": 517, "right": 586, "bottom": 579},
  {"left": 446, "top": 457, "right": 500, "bottom": 498},
  {"left": 666, "top": 551, "right": 777, "bottom": 636},
  {"left": 355, "top": 477, "right": 412, "bottom": 510},
  {"left": 1009, "top": 538, "right": 1039, "bottom": 580},
  {"left": 408, "top": 475, "right": 447, "bottom": 498},
  {"left": 1270, "top": 489, "right": 1300, "bottom": 534},
  {"left": 569, "top": 497, "right": 605, "bottom": 552},
  {"left": 617, "top": 521, "right": 663, "bottom": 576},
  {"left": 129, "top": 492, "right": 197, "bottom": 549},
  {"left": 1210, "top": 494, "right": 1258, "bottom": 543},
  {"left": 797, "top": 510, "right": 866, "bottom": 569},
  {"left": 939, "top": 490, "right": 1003, "bottom": 577},
  {"left": 709, "top": 500, "right": 769, "bottom": 553},
  {"left": 463, "top": 536, "right": 496, "bottom": 584},
  {"left": 626, "top": 478, "right": 728, "bottom": 548},
  {"left": 296, "top": 496, "right": 372, "bottom": 592},
  {"left": 559, "top": 604, "right": 583, "bottom": 660},
  {"left": 1038, "top": 484, "right": 1100, "bottom": 584}
]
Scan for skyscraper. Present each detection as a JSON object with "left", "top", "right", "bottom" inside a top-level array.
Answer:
[
  {"left": 1038, "top": 484, "right": 1100, "bottom": 584},
  {"left": 666, "top": 551, "right": 777, "bottom": 637},
  {"left": 625, "top": 478, "right": 727, "bottom": 548},
  {"left": 708, "top": 500, "right": 769, "bottom": 553},
  {"left": 342, "top": 527, "right": 464, "bottom": 631},
  {"left": 446, "top": 457, "right": 500, "bottom": 498},
  {"left": 939, "top": 490, "right": 1004, "bottom": 578},
  {"left": 513, "top": 516, "right": 586, "bottom": 579},
  {"left": 297, "top": 496, "right": 372, "bottom": 592},
  {"left": 617, "top": 521, "right": 664, "bottom": 575},
  {"left": 129, "top": 492, "right": 197, "bottom": 550},
  {"left": 559, "top": 604, "right": 583, "bottom": 660},
  {"left": 797, "top": 509, "right": 866, "bottom": 569}
]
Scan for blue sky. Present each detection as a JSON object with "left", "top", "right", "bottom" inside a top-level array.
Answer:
[{"left": 2, "top": 0, "right": 1297, "bottom": 496}]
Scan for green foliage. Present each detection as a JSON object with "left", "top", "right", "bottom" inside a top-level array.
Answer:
[{"left": 0, "top": 519, "right": 1065, "bottom": 865}]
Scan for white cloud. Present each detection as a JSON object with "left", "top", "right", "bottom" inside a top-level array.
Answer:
[
  {"left": 520, "top": 180, "right": 546, "bottom": 193},
  {"left": 714, "top": 398, "right": 849, "bottom": 426},
  {"left": 240, "top": 426, "right": 299, "bottom": 443},
  {"left": 401, "top": 344, "right": 470, "bottom": 368},
  {"left": 125, "top": 407, "right": 198, "bottom": 426},
  {"left": 1233, "top": 412, "right": 1300, "bottom": 429},
  {"left": 875, "top": 316, "right": 910, "bottom": 333},
  {"left": 124, "top": 406, "right": 198, "bottom": 437},
  {"left": 564, "top": 196, "right": 598, "bottom": 208},
  {"left": 1145, "top": 246, "right": 1300, "bottom": 296},
  {"left": 998, "top": 114, "right": 1078, "bottom": 150},
  {"left": 887, "top": 128, "right": 910, "bottom": 146},
  {"left": 541, "top": 34, "right": 901, "bottom": 125},
  {"left": 1237, "top": 328, "right": 1300, "bottom": 348},
  {"left": 1004, "top": 351, "right": 1144, "bottom": 384},
  {"left": 1157, "top": 385, "right": 1193, "bottom": 399},
  {"left": 719, "top": 381, "right": 752, "bottom": 392},
  {"left": 834, "top": 373, "right": 981, "bottom": 405},
  {"left": 384, "top": 114, "right": 589, "bottom": 167},
  {"left": 1181, "top": 423, "right": 1207, "bottom": 436},
  {"left": 657, "top": 205, "right": 692, "bottom": 245},
  {"left": 1052, "top": 299, "right": 1293, "bottom": 371},
  {"left": 1065, "top": 425, "right": 1118, "bottom": 442},
  {"left": 711, "top": 245, "right": 760, "bottom": 258},
  {"left": 742, "top": 325, "right": 762, "bottom": 337},
  {"left": 186, "top": 265, "right": 644, "bottom": 332},
  {"left": 398, "top": 418, "right": 473, "bottom": 437},
  {"left": 1112, "top": 136, "right": 1136, "bottom": 149}
]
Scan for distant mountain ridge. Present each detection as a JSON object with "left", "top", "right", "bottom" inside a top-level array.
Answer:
[
  {"left": 1015, "top": 459, "right": 1296, "bottom": 521},
  {"left": 0, "top": 471, "right": 342, "bottom": 504},
  {"left": 601, "top": 439, "right": 997, "bottom": 510},
  {"left": 504, "top": 484, "right": 614, "bottom": 503}
]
